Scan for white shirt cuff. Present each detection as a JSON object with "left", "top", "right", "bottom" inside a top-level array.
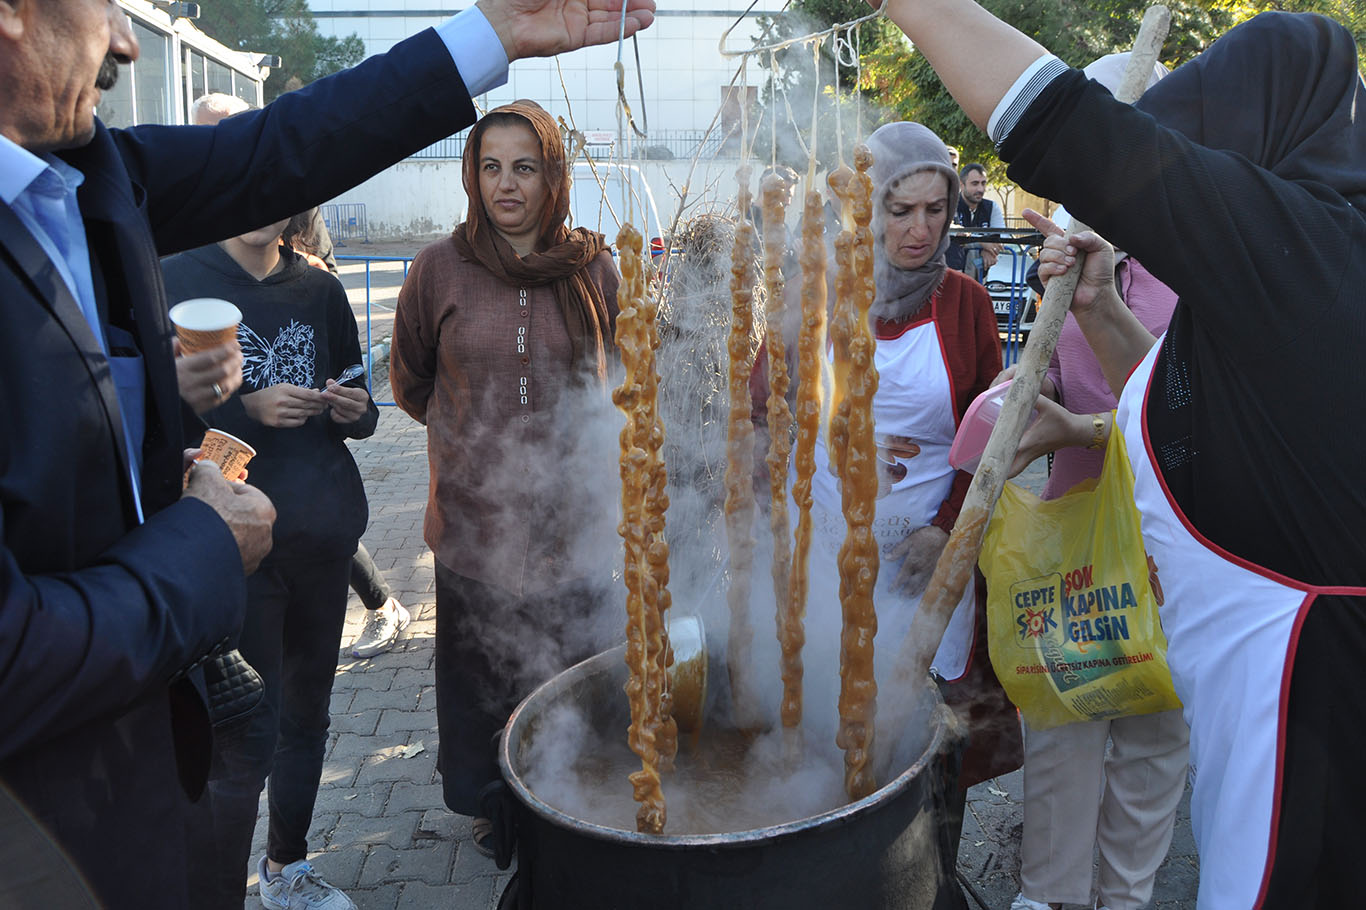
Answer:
[
  {"left": 436, "top": 6, "right": 509, "bottom": 97},
  {"left": 987, "top": 54, "right": 1069, "bottom": 147}
]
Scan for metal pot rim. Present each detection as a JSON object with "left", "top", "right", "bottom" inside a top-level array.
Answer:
[{"left": 499, "top": 644, "right": 954, "bottom": 849}]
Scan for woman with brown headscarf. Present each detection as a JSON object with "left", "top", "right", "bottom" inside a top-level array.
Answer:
[{"left": 390, "top": 101, "right": 619, "bottom": 854}]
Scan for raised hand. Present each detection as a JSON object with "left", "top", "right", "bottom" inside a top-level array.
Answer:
[
  {"left": 476, "top": 0, "right": 655, "bottom": 61},
  {"left": 1022, "top": 208, "right": 1156, "bottom": 396},
  {"left": 1022, "top": 208, "right": 1116, "bottom": 317}
]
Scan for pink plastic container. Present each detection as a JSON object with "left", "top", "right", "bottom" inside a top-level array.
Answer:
[{"left": 948, "top": 379, "right": 1038, "bottom": 474}]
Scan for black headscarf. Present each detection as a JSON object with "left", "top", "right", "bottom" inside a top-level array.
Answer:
[{"left": 1135, "top": 11, "right": 1366, "bottom": 211}]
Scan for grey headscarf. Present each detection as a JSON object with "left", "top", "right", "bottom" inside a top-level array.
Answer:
[{"left": 865, "top": 121, "right": 961, "bottom": 319}]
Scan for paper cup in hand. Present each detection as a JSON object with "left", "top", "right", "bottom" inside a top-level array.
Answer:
[
  {"left": 198, "top": 428, "right": 256, "bottom": 480},
  {"left": 170, "top": 298, "right": 241, "bottom": 354}
]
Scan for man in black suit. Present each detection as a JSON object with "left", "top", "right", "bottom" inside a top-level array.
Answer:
[{"left": 0, "top": 0, "right": 653, "bottom": 904}]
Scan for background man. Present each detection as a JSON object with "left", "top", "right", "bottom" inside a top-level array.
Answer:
[
  {"left": 947, "top": 162, "right": 1005, "bottom": 281},
  {"left": 0, "top": 0, "right": 653, "bottom": 904}
]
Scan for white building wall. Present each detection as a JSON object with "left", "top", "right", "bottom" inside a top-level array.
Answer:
[
  {"left": 310, "top": 1, "right": 783, "bottom": 135},
  {"left": 309, "top": 0, "right": 804, "bottom": 240},
  {"left": 330, "top": 157, "right": 762, "bottom": 242}
]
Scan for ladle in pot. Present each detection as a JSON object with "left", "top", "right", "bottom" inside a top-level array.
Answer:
[{"left": 666, "top": 614, "right": 707, "bottom": 734}]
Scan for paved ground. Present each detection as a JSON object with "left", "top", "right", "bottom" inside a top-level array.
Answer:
[{"left": 236, "top": 243, "right": 1199, "bottom": 909}]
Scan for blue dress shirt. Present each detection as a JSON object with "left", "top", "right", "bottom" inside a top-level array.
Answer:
[{"left": 0, "top": 135, "right": 145, "bottom": 521}]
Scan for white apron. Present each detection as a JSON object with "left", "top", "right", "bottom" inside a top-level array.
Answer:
[
  {"left": 1117, "top": 337, "right": 1366, "bottom": 909},
  {"left": 807, "top": 304, "right": 977, "bottom": 682}
]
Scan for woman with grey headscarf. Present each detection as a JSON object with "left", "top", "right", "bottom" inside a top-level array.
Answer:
[{"left": 802, "top": 122, "right": 1020, "bottom": 819}]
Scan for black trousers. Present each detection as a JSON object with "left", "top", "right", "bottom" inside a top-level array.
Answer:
[
  {"left": 187, "top": 557, "right": 351, "bottom": 908},
  {"left": 349, "top": 540, "right": 392, "bottom": 611},
  {"left": 433, "top": 563, "right": 602, "bottom": 816}
]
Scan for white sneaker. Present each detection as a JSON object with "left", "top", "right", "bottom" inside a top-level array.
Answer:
[
  {"left": 258, "top": 856, "right": 355, "bottom": 910},
  {"left": 1009, "top": 895, "right": 1055, "bottom": 910},
  {"left": 350, "top": 598, "right": 411, "bottom": 658}
]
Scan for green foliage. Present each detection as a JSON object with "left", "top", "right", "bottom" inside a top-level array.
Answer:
[
  {"left": 862, "top": 0, "right": 1241, "bottom": 175},
  {"left": 195, "top": 0, "right": 365, "bottom": 101},
  {"left": 765, "top": 0, "right": 1362, "bottom": 181},
  {"left": 1221, "top": 0, "right": 1365, "bottom": 68}
]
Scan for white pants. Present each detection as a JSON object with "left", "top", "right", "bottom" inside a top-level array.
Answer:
[{"left": 1019, "top": 708, "right": 1190, "bottom": 910}]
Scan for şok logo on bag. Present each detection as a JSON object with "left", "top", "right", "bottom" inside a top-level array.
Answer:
[{"left": 1013, "top": 573, "right": 1062, "bottom": 642}]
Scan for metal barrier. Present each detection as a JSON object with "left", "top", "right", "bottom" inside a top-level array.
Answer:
[
  {"left": 402, "top": 128, "right": 736, "bottom": 162},
  {"left": 996, "top": 245, "right": 1033, "bottom": 367},
  {"left": 336, "top": 254, "right": 413, "bottom": 407},
  {"left": 407, "top": 132, "right": 470, "bottom": 159},
  {"left": 321, "top": 203, "right": 369, "bottom": 245},
  {"left": 624, "top": 129, "right": 733, "bottom": 160}
]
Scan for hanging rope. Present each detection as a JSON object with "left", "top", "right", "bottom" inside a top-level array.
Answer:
[
  {"left": 614, "top": 1, "right": 649, "bottom": 140},
  {"left": 807, "top": 39, "right": 821, "bottom": 183},
  {"left": 854, "top": 25, "right": 864, "bottom": 139},
  {"left": 720, "top": 4, "right": 883, "bottom": 57},
  {"left": 769, "top": 49, "right": 778, "bottom": 169}
]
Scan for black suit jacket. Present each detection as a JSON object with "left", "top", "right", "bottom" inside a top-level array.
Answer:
[{"left": 0, "top": 27, "right": 476, "bottom": 905}]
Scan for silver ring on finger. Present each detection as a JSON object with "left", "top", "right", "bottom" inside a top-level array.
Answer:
[{"left": 212, "top": 382, "right": 224, "bottom": 401}]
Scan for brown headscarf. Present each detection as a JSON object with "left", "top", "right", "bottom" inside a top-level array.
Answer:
[{"left": 453, "top": 100, "right": 614, "bottom": 383}]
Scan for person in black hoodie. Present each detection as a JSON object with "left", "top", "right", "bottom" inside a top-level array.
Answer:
[{"left": 163, "top": 211, "right": 378, "bottom": 910}]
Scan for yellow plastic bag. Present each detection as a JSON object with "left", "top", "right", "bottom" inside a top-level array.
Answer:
[{"left": 979, "top": 423, "right": 1181, "bottom": 730}]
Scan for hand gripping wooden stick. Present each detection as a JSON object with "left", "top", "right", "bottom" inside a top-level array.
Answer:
[{"left": 880, "top": 6, "right": 1172, "bottom": 772}]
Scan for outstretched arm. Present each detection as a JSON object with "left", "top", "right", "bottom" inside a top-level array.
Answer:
[{"left": 876, "top": 0, "right": 1048, "bottom": 131}]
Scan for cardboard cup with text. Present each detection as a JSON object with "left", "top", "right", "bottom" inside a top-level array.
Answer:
[
  {"left": 170, "top": 298, "right": 241, "bottom": 354},
  {"left": 197, "top": 428, "right": 256, "bottom": 481}
]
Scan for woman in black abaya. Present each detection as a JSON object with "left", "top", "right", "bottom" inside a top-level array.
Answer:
[{"left": 866, "top": 6, "right": 1366, "bottom": 907}]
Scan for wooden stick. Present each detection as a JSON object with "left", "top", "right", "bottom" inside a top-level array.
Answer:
[{"left": 880, "top": 5, "right": 1172, "bottom": 770}]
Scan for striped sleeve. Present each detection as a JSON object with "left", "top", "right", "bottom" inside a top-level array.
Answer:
[{"left": 987, "top": 55, "right": 1071, "bottom": 147}]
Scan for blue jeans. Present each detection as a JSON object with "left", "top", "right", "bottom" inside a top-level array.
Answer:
[{"left": 187, "top": 557, "right": 350, "bottom": 908}]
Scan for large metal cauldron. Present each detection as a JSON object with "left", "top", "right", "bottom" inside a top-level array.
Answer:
[{"left": 495, "top": 645, "right": 966, "bottom": 910}]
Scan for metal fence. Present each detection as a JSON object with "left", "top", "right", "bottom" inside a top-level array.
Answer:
[
  {"left": 620, "top": 129, "right": 735, "bottom": 161},
  {"left": 407, "top": 132, "right": 470, "bottom": 159},
  {"left": 336, "top": 254, "right": 413, "bottom": 407},
  {"left": 321, "top": 203, "right": 369, "bottom": 245},
  {"left": 404, "top": 128, "right": 738, "bottom": 162}
]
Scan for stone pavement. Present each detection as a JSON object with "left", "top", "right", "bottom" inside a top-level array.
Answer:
[{"left": 235, "top": 245, "right": 1199, "bottom": 909}]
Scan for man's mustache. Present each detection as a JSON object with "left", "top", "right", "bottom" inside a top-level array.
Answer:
[{"left": 96, "top": 54, "right": 120, "bottom": 91}]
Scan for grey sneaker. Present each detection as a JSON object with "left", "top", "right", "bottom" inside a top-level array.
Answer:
[
  {"left": 350, "top": 598, "right": 411, "bottom": 658},
  {"left": 258, "top": 857, "right": 355, "bottom": 910}
]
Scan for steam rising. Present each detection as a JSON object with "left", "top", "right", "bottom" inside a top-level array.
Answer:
[{"left": 500, "top": 57, "right": 966, "bottom": 832}]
